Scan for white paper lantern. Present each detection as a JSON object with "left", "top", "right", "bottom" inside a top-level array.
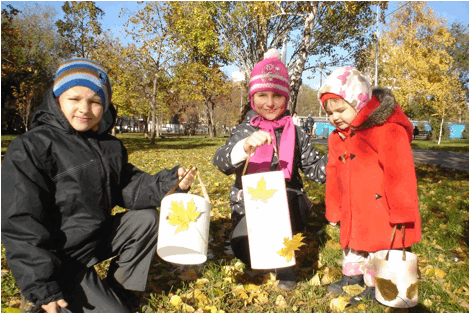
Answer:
[
  {"left": 374, "top": 249, "right": 419, "bottom": 308},
  {"left": 157, "top": 193, "right": 210, "bottom": 265},
  {"left": 242, "top": 171, "right": 296, "bottom": 270}
]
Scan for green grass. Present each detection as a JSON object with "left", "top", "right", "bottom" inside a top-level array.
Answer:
[
  {"left": 411, "top": 139, "right": 469, "bottom": 153},
  {"left": 1, "top": 133, "right": 469, "bottom": 313}
]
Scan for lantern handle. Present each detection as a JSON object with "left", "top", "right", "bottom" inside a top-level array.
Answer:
[
  {"left": 196, "top": 169, "right": 210, "bottom": 203},
  {"left": 164, "top": 166, "right": 195, "bottom": 198},
  {"left": 385, "top": 224, "right": 406, "bottom": 261},
  {"left": 241, "top": 143, "right": 280, "bottom": 177}
]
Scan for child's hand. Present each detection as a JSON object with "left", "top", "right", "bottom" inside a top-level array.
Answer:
[
  {"left": 243, "top": 130, "right": 274, "bottom": 154},
  {"left": 178, "top": 167, "right": 196, "bottom": 191},
  {"left": 41, "top": 299, "right": 68, "bottom": 313}
]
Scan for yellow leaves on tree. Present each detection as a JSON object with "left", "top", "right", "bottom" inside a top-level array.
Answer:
[
  {"left": 277, "top": 233, "right": 306, "bottom": 262},
  {"left": 247, "top": 176, "right": 277, "bottom": 203},
  {"left": 167, "top": 199, "right": 201, "bottom": 234},
  {"left": 373, "top": 1, "right": 464, "bottom": 120}
]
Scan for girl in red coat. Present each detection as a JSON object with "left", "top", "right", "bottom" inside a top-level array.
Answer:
[{"left": 317, "top": 67, "right": 421, "bottom": 304}]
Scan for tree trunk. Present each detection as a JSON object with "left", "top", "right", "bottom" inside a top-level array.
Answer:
[
  {"left": 288, "top": 3, "right": 317, "bottom": 114},
  {"left": 437, "top": 111, "right": 445, "bottom": 146},
  {"left": 207, "top": 100, "right": 217, "bottom": 138},
  {"left": 111, "top": 104, "right": 117, "bottom": 136},
  {"left": 150, "top": 76, "right": 157, "bottom": 144},
  {"left": 143, "top": 114, "right": 149, "bottom": 135}
]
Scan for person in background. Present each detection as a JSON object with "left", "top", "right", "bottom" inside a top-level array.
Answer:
[
  {"left": 413, "top": 125, "right": 419, "bottom": 140},
  {"left": 292, "top": 111, "right": 301, "bottom": 127},
  {"left": 2, "top": 58, "right": 196, "bottom": 313},
  {"left": 306, "top": 114, "right": 315, "bottom": 137}
]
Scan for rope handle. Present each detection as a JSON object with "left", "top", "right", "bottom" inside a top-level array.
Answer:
[
  {"left": 241, "top": 142, "right": 280, "bottom": 177},
  {"left": 164, "top": 166, "right": 194, "bottom": 198},
  {"left": 164, "top": 167, "right": 210, "bottom": 204},
  {"left": 385, "top": 224, "right": 406, "bottom": 261}
]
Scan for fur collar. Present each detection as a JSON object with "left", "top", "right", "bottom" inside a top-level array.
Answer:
[{"left": 352, "top": 88, "right": 397, "bottom": 131}]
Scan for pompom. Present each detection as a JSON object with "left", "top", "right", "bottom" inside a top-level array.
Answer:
[{"left": 264, "top": 48, "right": 281, "bottom": 60}]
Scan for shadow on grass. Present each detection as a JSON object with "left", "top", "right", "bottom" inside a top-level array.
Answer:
[{"left": 118, "top": 135, "right": 220, "bottom": 155}]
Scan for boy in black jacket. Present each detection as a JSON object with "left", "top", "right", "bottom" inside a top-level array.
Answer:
[{"left": 1, "top": 58, "right": 196, "bottom": 313}]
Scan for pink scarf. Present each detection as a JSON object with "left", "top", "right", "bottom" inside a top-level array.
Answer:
[{"left": 246, "top": 114, "right": 296, "bottom": 179}]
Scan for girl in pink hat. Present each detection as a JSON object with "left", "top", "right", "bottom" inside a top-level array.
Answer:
[
  {"left": 213, "top": 49, "right": 328, "bottom": 291},
  {"left": 318, "top": 67, "right": 421, "bottom": 305}
]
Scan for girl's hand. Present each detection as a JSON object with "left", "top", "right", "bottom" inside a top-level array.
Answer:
[
  {"left": 243, "top": 131, "right": 274, "bottom": 154},
  {"left": 178, "top": 167, "right": 196, "bottom": 191}
]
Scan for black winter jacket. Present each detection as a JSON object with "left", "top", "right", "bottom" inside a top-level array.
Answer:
[
  {"left": 1, "top": 89, "right": 180, "bottom": 306},
  {"left": 213, "top": 110, "right": 327, "bottom": 233}
]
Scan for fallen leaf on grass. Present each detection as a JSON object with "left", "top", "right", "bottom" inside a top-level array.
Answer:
[
  {"left": 308, "top": 273, "right": 321, "bottom": 286},
  {"left": 170, "top": 295, "right": 182, "bottom": 308},
  {"left": 2, "top": 308, "right": 22, "bottom": 313},
  {"left": 194, "top": 289, "right": 212, "bottom": 307},
  {"left": 434, "top": 268, "right": 446, "bottom": 279},
  {"left": 330, "top": 296, "right": 350, "bottom": 312},
  {"left": 183, "top": 303, "right": 196, "bottom": 313},
  {"left": 423, "top": 299, "right": 433, "bottom": 307},
  {"left": 244, "top": 283, "right": 261, "bottom": 292},
  {"left": 356, "top": 304, "right": 367, "bottom": 311},
  {"left": 252, "top": 293, "right": 269, "bottom": 305},
  {"left": 195, "top": 278, "right": 210, "bottom": 287},
  {"left": 342, "top": 283, "right": 365, "bottom": 296},
  {"left": 179, "top": 269, "right": 198, "bottom": 281},
  {"left": 275, "top": 295, "right": 288, "bottom": 309},
  {"left": 202, "top": 305, "right": 220, "bottom": 313}
]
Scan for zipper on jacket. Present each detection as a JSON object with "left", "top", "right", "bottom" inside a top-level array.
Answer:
[{"left": 82, "top": 134, "right": 112, "bottom": 213}]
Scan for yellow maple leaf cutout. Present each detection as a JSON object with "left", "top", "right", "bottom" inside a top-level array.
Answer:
[
  {"left": 277, "top": 233, "right": 306, "bottom": 262},
  {"left": 167, "top": 199, "right": 201, "bottom": 234},
  {"left": 247, "top": 176, "right": 277, "bottom": 203}
]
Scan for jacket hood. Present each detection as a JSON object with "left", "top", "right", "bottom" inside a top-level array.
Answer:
[
  {"left": 350, "top": 88, "right": 414, "bottom": 142},
  {"left": 30, "top": 88, "right": 116, "bottom": 135}
]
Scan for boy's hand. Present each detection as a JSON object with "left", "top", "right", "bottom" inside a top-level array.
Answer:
[
  {"left": 178, "top": 167, "right": 196, "bottom": 191},
  {"left": 243, "top": 131, "right": 274, "bottom": 154},
  {"left": 41, "top": 299, "right": 68, "bottom": 313}
]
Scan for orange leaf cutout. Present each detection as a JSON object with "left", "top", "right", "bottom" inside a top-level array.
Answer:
[
  {"left": 247, "top": 176, "right": 277, "bottom": 203},
  {"left": 167, "top": 199, "right": 201, "bottom": 234},
  {"left": 277, "top": 233, "right": 306, "bottom": 262}
]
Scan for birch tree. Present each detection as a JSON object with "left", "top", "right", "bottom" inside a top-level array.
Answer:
[{"left": 208, "top": 1, "right": 387, "bottom": 115}]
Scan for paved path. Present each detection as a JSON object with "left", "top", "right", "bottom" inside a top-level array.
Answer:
[{"left": 311, "top": 138, "right": 469, "bottom": 172}]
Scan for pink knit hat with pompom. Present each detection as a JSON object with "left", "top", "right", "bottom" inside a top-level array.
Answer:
[
  {"left": 317, "top": 66, "right": 372, "bottom": 112},
  {"left": 249, "top": 49, "right": 290, "bottom": 110}
]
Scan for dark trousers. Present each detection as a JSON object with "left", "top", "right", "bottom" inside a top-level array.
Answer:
[{"left": 58, "top": 209, "right": 159, "bottom": 313}]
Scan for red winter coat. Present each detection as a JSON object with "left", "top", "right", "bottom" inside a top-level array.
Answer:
[{"left": 325, "top": 88, "right": 421, "bottom": 252}]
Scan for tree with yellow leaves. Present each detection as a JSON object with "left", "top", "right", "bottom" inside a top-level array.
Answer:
[{"left": 367, "top": 2, "right": 465, "bottom": 144}]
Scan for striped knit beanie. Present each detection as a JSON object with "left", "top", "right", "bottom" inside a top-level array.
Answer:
[
  {"left": 53, "top": 58, "right": 112, "bottom": 112},
  {"left": 317, "top": 66, "right": 372, "bottom": 112},
  {"left": 249, "top": 49, "right": 290, "bottom": 110}
]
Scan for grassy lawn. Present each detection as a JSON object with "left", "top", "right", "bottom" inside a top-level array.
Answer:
[
  {"left": 1, "top": 133, "right": 469, "bottom": 313},
  {"left": 411, "top": 139, "right": 469, "bottom": 153}
]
